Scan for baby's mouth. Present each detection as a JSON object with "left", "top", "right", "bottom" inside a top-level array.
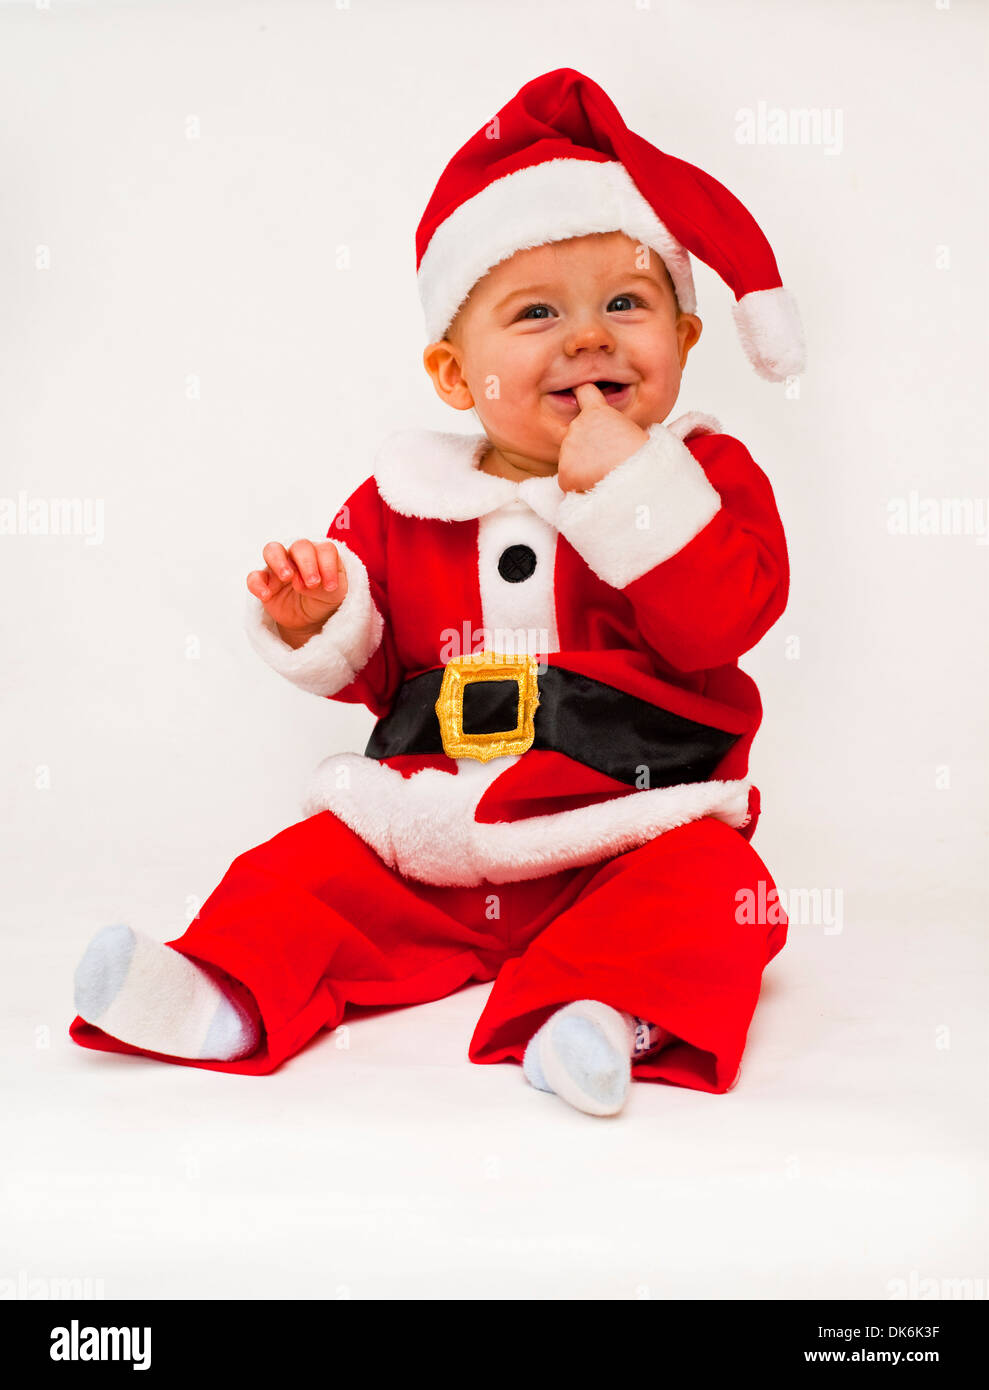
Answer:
[{"left": 548, "top": 380, "right": 634, "bottom": 408}]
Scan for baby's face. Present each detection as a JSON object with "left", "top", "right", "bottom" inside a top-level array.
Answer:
[{"left": 424, "top": 231, "right": 702, "bottom": 466}]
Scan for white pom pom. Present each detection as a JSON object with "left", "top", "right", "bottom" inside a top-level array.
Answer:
[{"left": 732, "top": 287, "right": 806, "bottom": 382}]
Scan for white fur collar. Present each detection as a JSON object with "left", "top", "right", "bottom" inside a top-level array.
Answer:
[{"left": 372, "top": 411, "right": 722, "bottom": 522}]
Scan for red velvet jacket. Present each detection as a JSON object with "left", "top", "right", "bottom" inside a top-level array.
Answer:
[{"left": 245, "top": 413, "right": 788, "bottom": 886}]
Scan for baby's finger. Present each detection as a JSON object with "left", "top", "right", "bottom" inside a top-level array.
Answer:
[
  {"left": 246, "top": 567, "right": 277, "bottom": 601},
  {"left": 262, "top": 541, "right": 295, "bottom": 586},
  {"left": 573, "top": 382, "right": 608, "bottom": 410},
  {"left": 288, "top": 538, "right": 322, "bottom": 588},
  {"left": 313, "top": 541, "right": 340, "bottom": 591}
]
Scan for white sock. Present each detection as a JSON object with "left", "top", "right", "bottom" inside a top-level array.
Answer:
[
  {"left": 522, "top": 1000, "right": 641, "bottom": 1117},
  {"left": 74, "top": 924, "right": 259, "bottom": 1061}
]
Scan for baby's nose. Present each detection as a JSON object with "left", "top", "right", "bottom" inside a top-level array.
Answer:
[{"left": 564, "top": 315, "right": 616, "bottom": 355}]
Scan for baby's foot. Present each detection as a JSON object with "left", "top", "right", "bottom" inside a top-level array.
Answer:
[
  {"left": 522, "top": 1000, "right": 638, "bottom": 1117},
  {"left": 631, "top": 1016, "right": 674, "bottom": 1060},
  {"left": 73, "top": 924, "right": 259, "bottom": 1061}
]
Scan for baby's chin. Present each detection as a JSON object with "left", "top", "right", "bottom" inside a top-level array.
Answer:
[
  {"left": 479, "top": 415, "right": 567, "bottom": 458},
  {"left": 482, "top": 432, "right": 564, "bottom": 469}
]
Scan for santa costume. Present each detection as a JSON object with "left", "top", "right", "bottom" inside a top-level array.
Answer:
[{"left": 70, "top": 68, "right": 803, "bottom": 1098}]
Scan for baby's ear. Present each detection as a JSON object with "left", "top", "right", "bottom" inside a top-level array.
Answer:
[
  {"left": 677, "top": 313, "right": 703, "bottom": 369},
  {"left": 422, "top": 340, "right": 474, "bottom": 411}
]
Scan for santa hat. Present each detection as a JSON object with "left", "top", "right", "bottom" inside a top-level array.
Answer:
[{"left": 416, "top": 68, "right": 805, "bottom": 383}]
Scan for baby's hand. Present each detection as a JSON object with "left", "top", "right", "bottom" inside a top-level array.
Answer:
[
  {"left": 557, "top": 383, "right": 650, "bottom": 493},
  {"left": 246, "top": 539, "right": 349, "bottom": 638}
]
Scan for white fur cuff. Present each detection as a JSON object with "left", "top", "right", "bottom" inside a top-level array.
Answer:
[
  {"left": 554, "top": 424, "right": 722, "bottom": 589},
  {"left": 244, "top": 539, "right": 384, "bottom": 696}
]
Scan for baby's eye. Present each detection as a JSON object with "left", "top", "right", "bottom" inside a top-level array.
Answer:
[
  {"left": 608, "top": 294, "right": 645, "bottom": 312},
  {"left": 517, "top": 303, "right": 555, "bottom": 320}
]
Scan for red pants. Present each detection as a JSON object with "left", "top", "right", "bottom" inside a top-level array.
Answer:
[{"left": 69, "top": 810, "right": 787, "bottom": 1094}]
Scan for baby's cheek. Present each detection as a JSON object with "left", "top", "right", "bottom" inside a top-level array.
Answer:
[
  {"left": 643, "top": 352, "right": 683, "bottom": 400},
  {"left": 488, "top": 368, "right": 530, "bottom": 408},
  {"left": 484, "top": 376, "right": 535, "bottom": 423},
  {"left": 644, "top": 347, "right": 680, "bottom": 384}
]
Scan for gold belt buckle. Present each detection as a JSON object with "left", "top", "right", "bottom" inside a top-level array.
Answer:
[{"left": 434, "top": 650, "right": 540, "bottom": 762}]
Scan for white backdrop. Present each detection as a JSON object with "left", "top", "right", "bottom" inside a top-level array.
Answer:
[{"left": 2, "top": 0, "right": 986, "bottom": 1301}]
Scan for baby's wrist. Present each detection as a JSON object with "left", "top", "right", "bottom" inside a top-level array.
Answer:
[{"left": 275, "top": 618, "right": 328, "bottom": 649}]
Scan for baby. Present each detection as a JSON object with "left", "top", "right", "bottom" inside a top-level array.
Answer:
[{"left": 70, "top": 69, "right": 804, "bottom": 1117}]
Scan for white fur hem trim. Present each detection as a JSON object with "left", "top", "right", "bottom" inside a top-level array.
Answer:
[
  {"left": 553, "top": 423, "right": 722, "bottom": 588},
  {"left": 418, "top": 157, "right": 696, "bottom": 342},
  {"left": 244, "top": 539, "right": 384, "bottom": 696},
  {"left": 302, "top": 752, "right": 750, "bottom": 887},
  {"left": 731, "top": 287, "right": 806, "bottom": 382}
]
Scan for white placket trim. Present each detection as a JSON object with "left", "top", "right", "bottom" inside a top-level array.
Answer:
[{"left": 452, "top": 491, "right": 560, "bottom": 790}]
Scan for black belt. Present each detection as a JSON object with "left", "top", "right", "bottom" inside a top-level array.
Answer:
[{"left": 364, "top": 660, "right": 740, "bottom": 790}]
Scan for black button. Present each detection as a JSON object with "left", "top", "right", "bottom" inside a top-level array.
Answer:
[{"left": 498, "top": 544, "right": 537, "bottom": 583}]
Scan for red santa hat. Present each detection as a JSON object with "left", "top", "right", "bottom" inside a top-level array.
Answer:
[{"left": 416, "top": 68, "right": 805, "bottom": 383}]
